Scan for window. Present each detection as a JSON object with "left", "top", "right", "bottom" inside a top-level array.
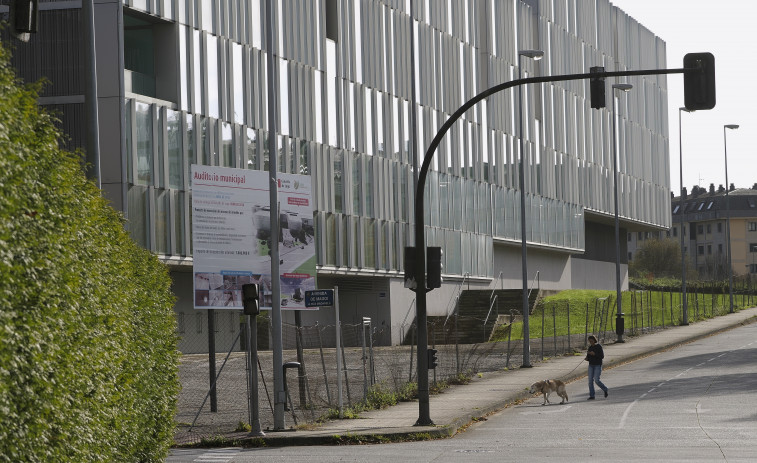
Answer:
[
  {"left": 718, "top": 222, "right": 723, "bottom": 233},
  {"left": 707, "top": 201, "right": 714, "bottom": 210},
  {"left": 123, "top": 12, "right": 177, "bottom": 102},
  {"left": 167, "top": 109, "right": 183, "bottom": 189},
  {"left": 698, "top": 245, "right": 704, "bottom": 255},
  {"left": 628, "top": 252, "right": 633, "bottom": 260},
  {"left": 751, "top": 264, "right": 757, "bottom": 274},
  {"left": 749, "top": 222, "right": 757, "bottom": 232},
  {"left": 666, "top": 230, "right": 670, "bottom": 237},
  {"left": 718, "top": 244, "right": 723, "bottom": 253},
  {"left": 673, "top": 228, "right": 678, "bottom": 237},
  {"left": 673, "top": 205, "right": 680, "bottom": 214},
  {"left": 627, "top": 233, "right": 632, "bottom": 242},
  {"left": 697, "top": 225, "right": 703, "bottom": 235},
  {"left": 637, "top": 231, "right": 643, "bottom": 239},
  {"left": 750, "top": 243, "right": 757, "bottom": 252},
  {"left": 707, "top": 245, "right": 712, "bottom": 255},
  {"left": 698, "top": 202, "right": 705, "bottom": 211},
  {"left": 707, "top": 224, "right": 711, "bottom": 233},
  {"left": 135, "top": 102, "right": 153, "bottom": 185}
]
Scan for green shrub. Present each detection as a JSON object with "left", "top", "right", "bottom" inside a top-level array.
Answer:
[{"left": 0, "top": 43, "right": 179, "bottom": 462}]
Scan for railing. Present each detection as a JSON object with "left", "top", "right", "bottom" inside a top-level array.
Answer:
[
  {"left": 443, "top": 272, "right": 470, "bottom": 326},
  {"left": 482, "top": 271, "right": 504, "bottom": 330},
  {"left": 488, "top": 271, "right": 504, "bottom": 313},
  {"left": 400, "top": 298, "right": 416, "bottom": 345},
  {"left": 401, "top": 298, "right": 416, "bottom": 328},
  {"left": 527, "top": 270, "right": 540, "bottom": 301},
  {"left": 483, "top": 294, "right": 498, "bottom": 332}
]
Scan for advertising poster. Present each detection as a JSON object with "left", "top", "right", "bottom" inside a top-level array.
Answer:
[{"left": 191, "top": 165, "right": 316, "bottom": 310}]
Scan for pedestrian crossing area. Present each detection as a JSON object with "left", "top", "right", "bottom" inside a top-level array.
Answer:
[{"left": 168, "top": 447, "right": 242, "bottom": 462}]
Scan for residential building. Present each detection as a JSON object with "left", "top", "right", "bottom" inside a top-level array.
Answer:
[
  {"left": 2, "top": 0, "right": 670, "bottom": 349},
  {"left": 628, "top": 185, "right": 757, "bottom": 279}
]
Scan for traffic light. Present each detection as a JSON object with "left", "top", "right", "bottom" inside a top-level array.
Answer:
[
  {"left": 12, "top": 0, "right": 39, "bottom": 34},
  {"left": 589, "top": 66, "right": 606, "bottom": 109},
  {"left": 426, "top": 247, "right": 443, "bottom": 289},
  {"left": 242, "top": 283, "right": 260, "bottom": 316},
  {"left": 404, "top": 247, "right": 417, "bottom": 290},
  {"left": 683, "top": 52, "right": 716, "bottom": 111},
  {"left": 427, "top": 348, "right": 438, "bottom": 369}
]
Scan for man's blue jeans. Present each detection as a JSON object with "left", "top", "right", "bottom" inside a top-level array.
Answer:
[{"left": 588, "top": 364, "right": 608, "bottom": 398}]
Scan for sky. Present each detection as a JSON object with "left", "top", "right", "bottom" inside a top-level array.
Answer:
[{"left": 609, "top": 0, "right": 756, "bottom": 194}]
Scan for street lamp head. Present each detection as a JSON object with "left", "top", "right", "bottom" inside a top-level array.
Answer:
[
  {"left": 612, "top": 83, "right": 633, "bottom": 92},
  {"left": 518, "top": 49, "right": 544, "bottom": 60},
  {"left": 725, "top": 124, "right": 739, "bottom": 130}
]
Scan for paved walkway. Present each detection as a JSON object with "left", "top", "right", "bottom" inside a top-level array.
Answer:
[{"left": 201, "top": 306, "right": 757, "bottom": 447}]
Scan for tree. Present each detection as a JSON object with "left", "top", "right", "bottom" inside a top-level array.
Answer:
[
  {"left": 0, "top": 43, "right": 178, "bottom": 461},
  {"left": 630, "top": 238, "right": 695, "bottom": 279}
]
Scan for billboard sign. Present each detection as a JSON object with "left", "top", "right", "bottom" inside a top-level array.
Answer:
[{"left": 191, "top": 165, "right": 316, "bottom": 310}]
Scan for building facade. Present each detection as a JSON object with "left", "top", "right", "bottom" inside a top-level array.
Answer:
[
  {"left": 629, "top": 186, "right": 757, "bottom": 279},
  {"left": 2, "top": 0, "right": 670, "bottom": 349}
]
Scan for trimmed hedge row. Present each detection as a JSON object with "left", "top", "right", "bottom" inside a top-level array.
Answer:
[{"left": 0, "top": 44, "right": 179, "bottom": 461}]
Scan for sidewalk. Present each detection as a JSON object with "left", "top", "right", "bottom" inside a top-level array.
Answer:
[{"left": 200, "top": 306, "right": 757, "bottom": 447}]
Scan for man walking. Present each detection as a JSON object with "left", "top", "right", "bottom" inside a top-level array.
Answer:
[{"left": 585, "top": 335, "right": 609, "bottom": 400}]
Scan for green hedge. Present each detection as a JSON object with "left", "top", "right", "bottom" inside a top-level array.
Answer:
[{"left": 0, "top": 44, "right": 179, "bottom": 461}]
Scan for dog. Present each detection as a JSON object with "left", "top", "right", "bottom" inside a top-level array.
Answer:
[{"left": 529, "top": 379, "right": 569, "bottom": 405}]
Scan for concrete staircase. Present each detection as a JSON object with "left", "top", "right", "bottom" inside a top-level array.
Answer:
[{"left": 404, "top": 289, "right": 540, "bottom": 345}]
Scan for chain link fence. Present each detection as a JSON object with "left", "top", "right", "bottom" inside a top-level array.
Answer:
[{"left": 174, "top": 290, "right": 755, "bottom": 445}]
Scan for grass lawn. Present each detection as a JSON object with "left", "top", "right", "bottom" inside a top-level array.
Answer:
[{"left": 492, "top": 288, "right": 754, "bottom": 342}]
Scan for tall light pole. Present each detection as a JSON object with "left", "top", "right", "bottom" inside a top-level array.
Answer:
[
  {"left": 611, "top": 83, "right": 632, "bottom": 343},
  {"left": 724, "top": 124, "right": 739, "bottom": 313},
  {"left": 265, "top": 0, "right": 285, "bottom": 429},
  {"left": 517, "top": 49, "right": 543, "bottom": 367},
  {"left": 679, "top": 107, "right": 694, "bottom": 325}
]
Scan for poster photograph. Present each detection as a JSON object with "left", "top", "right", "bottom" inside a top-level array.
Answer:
[{"left": 191, "top": 165, "right": 316, "bottom": 310}]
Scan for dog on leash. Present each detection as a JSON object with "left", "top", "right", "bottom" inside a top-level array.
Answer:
[{"left": 529, "top": 379, "right": 569, "bottom": 405}]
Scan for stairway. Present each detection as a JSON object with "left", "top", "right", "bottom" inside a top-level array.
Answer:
[{"left": 403, "top": 289, "right": 540, "bottom": 345}]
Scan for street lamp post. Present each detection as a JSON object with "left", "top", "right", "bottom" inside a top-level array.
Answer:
[
  {"left": 612, "top": 83, "right": 632, "bottom": 343},
  {"left": 679, "top": 107, "right": 694, "bottom": 325},
  {"left": 724, "top": 124, "right": 739, "bottom": 313},
  {"left": 517, "top": 49, "right": 543, "bottom": 367}
]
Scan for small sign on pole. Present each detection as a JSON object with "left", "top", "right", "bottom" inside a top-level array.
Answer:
[{"left": 305, "top": 289, "right": 334, "bottom": 308}]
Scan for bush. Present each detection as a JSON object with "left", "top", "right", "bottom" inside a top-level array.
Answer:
[{"left": 0, "top": 44, "right": 179, "bottom": 461}]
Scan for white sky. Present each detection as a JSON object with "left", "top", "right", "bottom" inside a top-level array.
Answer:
[{"left": 609, "top": 0, "right": 756, "bottom": 194}]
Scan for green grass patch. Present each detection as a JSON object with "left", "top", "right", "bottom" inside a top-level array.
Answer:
[{"left": 490, "top": 288, "right": 753, "bottom": 343}]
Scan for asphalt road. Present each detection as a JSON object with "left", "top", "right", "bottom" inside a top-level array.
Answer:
[{"left": 169, "top": 322, "right": 757, "bottom": 462}]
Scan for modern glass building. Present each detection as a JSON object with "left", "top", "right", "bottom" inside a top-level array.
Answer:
[{"left": 2, "top": 0, "right": 671, "bottom": 348}]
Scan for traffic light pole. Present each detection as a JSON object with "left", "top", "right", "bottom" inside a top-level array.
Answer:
[{"left": 413, "top": 65, "right": 692, "bottom": 427}]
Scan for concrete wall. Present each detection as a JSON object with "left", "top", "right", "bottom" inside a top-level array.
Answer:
[
  {"left": 570, "top": 258, "right": 628, "bottom": 291},
  {"left": 491, "top": 244, "right": 572, "bottom": 291}
]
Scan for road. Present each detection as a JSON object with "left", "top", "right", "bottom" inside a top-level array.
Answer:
[{"left": 169, "top": 323, "right": 757, "bottom": 462}]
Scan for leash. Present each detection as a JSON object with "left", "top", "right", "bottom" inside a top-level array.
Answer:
[{"left": 560, "top": 357, "right": 587, "bottom": 380}]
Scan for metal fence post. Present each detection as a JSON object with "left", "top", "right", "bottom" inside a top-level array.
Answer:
[
  {"left": 541, "top": 306, "right": 545, "bottom": 360},
  {"left": 315, "top": 322, "right": 332, "bottom": 406},
  {"left": 567, "top": 302, "right": 571, "bottom": 352},
  {"left": 361, "top": 318, "right": 368, "bottom": 401},
  {"left": 584, "top": 302, "right": 589, "bottom": 349}
]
